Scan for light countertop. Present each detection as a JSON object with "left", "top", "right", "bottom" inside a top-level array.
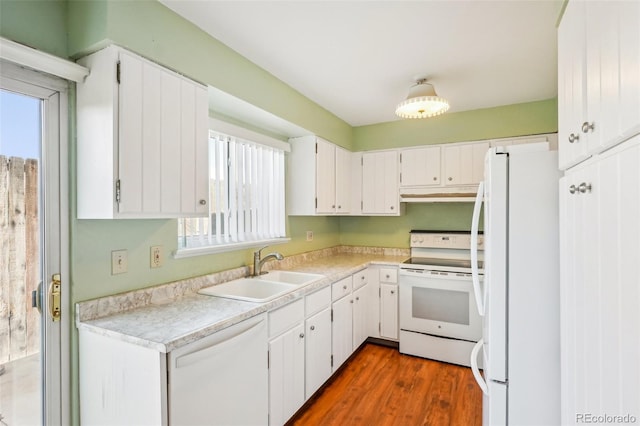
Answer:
[{"left": 76, "top": 249, "right": 408, "bottom": 353}]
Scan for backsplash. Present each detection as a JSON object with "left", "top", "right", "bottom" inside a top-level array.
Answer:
[{"left": 75, "top": 245, "right": 409, "bottom": 323}]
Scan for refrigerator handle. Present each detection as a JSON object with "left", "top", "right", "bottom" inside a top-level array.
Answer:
[
  {"left": 471, "top": 181, "right": 484, "bottom": 316},
  {"left": 470, "top": 339, "right": 489, "bottom": 395}
]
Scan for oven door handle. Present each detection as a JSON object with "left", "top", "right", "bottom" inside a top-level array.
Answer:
[
  {"left": 471, "top": 180, "right": 485, "bottom": 316},
  {"left": 470, "top": 339, "right": 488, "bottom": 395}
]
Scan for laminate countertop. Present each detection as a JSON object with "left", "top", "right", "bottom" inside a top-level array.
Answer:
[{"left": 76, "top": 250, "right": 408, "bottom": 353}]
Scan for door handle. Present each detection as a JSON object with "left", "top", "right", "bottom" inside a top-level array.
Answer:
[
  {"left": 49, "top": 273, "right": 61, "bottom": 321},
  {"left": 31, "top": 281, "right": 43, "bottom": 313}
]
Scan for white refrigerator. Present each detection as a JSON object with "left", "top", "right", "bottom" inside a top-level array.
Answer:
[{"left": 469, "top": 144, "right": 561, "bottom": 425}]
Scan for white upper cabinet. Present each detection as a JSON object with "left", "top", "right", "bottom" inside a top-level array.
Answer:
[
  {"left": 558, "top": 0, "right": 640, "bottom": 170},
  {"left": 399, "top": 146, "right": 441, "bottom": 187},
  {"left": 442, "top": 142, "right": 490, "bottom": 186},
  {"left": 362, "top": 150, "right": 400, "bottom": 215},
  {"left": 77, "top": 46, "right": 209, "bottom": 219},
  {"left": 288, "top": 136, "right": 351, "bottom": 215}
]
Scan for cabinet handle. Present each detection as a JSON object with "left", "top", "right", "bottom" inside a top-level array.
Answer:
[
  {"left": 568, "top": 133, "right": 579, "bottom": 143},
  {"left": 299, "top": 333, "right": 305, "bottom": 339},
  {"left": 310, "top": 325, "right": 315, "bottom": 331},
  {"left": 569, "top": 184, "right": 577, "bottom": 194},
  {"left": 199, "top": 199, "right": 207, "bottom": 205},
  {"left": 578, "top": 182, "right": 592, "bottom": 194},
  {"left": 581, "top": 121, "right": 595, "bottom": 134}
]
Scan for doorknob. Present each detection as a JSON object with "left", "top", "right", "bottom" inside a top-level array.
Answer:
[
  {"left": 49, "top": 273, "right": 61, "bottom": 322},
  {"left": 31, "top": 281, "right": 43, "bottom": 314}
]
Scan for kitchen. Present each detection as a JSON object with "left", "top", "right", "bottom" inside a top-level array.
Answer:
[{"left": 0, "top": 1, "right": 638, "bottom": 425}]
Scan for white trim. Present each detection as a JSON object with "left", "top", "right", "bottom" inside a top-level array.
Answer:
[
  {"left": 209, "top": 118, "right": 291, "bottom": 152},
  {"left": 0, "top": 37, "right": 89, "bottom": 83},
  {"left": 173, "top": 237, "right": 290, "bottom": 258}
]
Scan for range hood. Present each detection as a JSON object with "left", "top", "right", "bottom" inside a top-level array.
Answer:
[{"left": 400, "top": 185, "right": 479, "bottom": 203}]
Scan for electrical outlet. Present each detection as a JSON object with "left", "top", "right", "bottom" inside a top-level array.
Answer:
[
  {"left": 306, "top": 231, "right": 313, "bottom": 241},
  {"left": 150, "top": 245, "right": 164, "bottom": 268},
  {"left": 111, "top": 250, "right": 128, "bottom": 275}
]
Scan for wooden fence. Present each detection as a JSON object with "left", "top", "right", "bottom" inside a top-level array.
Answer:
[{"left": 0, "top": 155, "right": 40, "bottom": 364}]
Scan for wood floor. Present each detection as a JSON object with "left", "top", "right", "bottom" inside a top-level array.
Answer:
[{"left": 289, "top": 343, "right": 482, "bottom": 426}]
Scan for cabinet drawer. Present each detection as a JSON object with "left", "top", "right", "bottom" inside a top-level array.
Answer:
[
  {"left": 379, "top": 268, "right": 398, "bottom": 283},
  {"left": 332, "top": 276, "right": 353, "bottom": 302},
  {"left": 305, "top": 286, "right": 331, "bottom": 317},
  {"left": 352, "top": 269, "right": 368, "bottom": 290},
  {"left": 269, "top": 298, "right": 304, "bottom": 338}
]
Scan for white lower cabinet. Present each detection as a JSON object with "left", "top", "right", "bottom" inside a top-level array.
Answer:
[
  {"left": 378, "top": 267, "right": 399, "bottom": 341},
  {"left": 560, "top": 135, "right": 640, "bottom": 424},
  {"left": 305, "top": 307, "right": 332, "bottom": 398},
  {"left": 79, "top": 314, "right": 269, "bottom": 426},
  {"left": 331, "top": 276, "right": 354, "bottom": 372}
]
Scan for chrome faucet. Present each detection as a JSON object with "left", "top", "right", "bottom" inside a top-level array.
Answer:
[{"left": 253, "top": 247, "right": 284, "bottom": 276}]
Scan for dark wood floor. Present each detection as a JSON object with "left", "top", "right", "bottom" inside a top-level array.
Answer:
[{"left": 289, "top": 343, "right": 482, "bottom": 426}]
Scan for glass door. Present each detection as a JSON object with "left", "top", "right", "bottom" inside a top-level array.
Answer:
[{"left": 1, "top": 63, "right": 67, "bottom": 425}]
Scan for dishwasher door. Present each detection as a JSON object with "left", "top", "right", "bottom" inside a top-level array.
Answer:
[{"left": 168, "top": 314, "right": 268, "bottom": 425}]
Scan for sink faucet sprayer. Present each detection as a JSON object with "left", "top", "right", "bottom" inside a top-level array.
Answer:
[{"left": 253, "top": 247, "right": 284, "bottom": 277}]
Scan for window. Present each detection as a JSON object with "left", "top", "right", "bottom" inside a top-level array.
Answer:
[{"left": 177, "top": 129, "right": 287, "bottom": 254}]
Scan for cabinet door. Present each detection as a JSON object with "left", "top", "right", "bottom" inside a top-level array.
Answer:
[
  {"left": 352, "top": 283, "right": 369, "bottom": 349},
  {"left": 331, "top": 295, "right": 353, "bottom": 372},
  {"left": 399, "top": 146, "right": 440, "bottom": 187},
  {"left": 619, "top": 0, "right": 640, "bottom": 141},
  {"left": 362, "top": 151, "right": 399, "bottom": 214},
  {"left": 558, "top": 0, "right": 588, "bottom": 170},
  {"left": 560, "top": 138, "right": 640, "bottom": 424},
  {"left": 335, "top": 146, "right": 351, "bottom": 214},
  {"left": 305, "top": 308, "right": 332, "bottom": 399},
  {"left": 269, "top": 324, "right": 305, "bottom": 426},
  {"left": 117, "top": 50, "right": 209, "bottom": 217},
  {"left": 443, "top": 143, "right": 489, "bottom": 186},
  {"left": 315, "top": 139, "right": 336, "bottom": 214},
  {"left": 380, "top": 283, "right": 398, "bottom": 340}
]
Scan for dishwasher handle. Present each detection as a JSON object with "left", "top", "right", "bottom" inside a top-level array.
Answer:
[{"left": 175, "top": 318, "right": 265, "bottom": 369}]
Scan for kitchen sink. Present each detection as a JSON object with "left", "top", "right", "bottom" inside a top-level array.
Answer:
[
  {"left": 198, "top": 278, "right": 297, "bottom": 303},
  {"left": 259, "top": 270, "right": 325, "bottom": 286},
  {"left": 198, "top": 271, "right": 325, "bottom": 303}
]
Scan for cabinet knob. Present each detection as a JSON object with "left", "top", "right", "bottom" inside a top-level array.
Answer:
[
  {"left": 338, "top": 205, "right": 342, "bottom": 209},
  {"left": 350, "top": 299, "right": 354, "bottom": 304},
  {"left": 581, "top": 121, "right": 595, "bottom": 134},
  {"left": 448, "top": 177, "right": 453, "bottom": 181},
  {"left": 361, "top": 276, "right": 365, "bottom": 280},
  {"left": 332, "top": 205, "right": 336, "bottom": 208},
  {"left": 390, "top": 290, "right": 395, "bottom": 295},
  {"left": 199, "top": 199, "right": 207, "bottom": 205},
  {"left": 299, "top": 333, "right": 305, "bottom": 339},
  {"left": 569, "top": 184, "right": 577, "bottom": 194},
  {"left": 568, "top": 133, "right": 579, "bottom": 143},
  {"left": 578, "top": 182, "right": 592, "bottom": 194},
  {"left": 310, "top": 325, "right": 315, "bottom": 331},
  {"left": 343, "top": 285, "right": 347, "bottom": 290},
  {"left": 433, "top": 177, "right": 437, "bottom": 181},
  {"left": 356, "top": 297, "right": 360, "bottom": 301},
  {"left": 390, "top": 206, "right": 394, "bottom": 210},
  {"left": 385, "top": 274, "right": 390, "bottom": 279}
]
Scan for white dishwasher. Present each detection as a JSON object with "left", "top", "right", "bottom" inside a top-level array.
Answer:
[{"left": 168, "top": 313, "right": 268, "bottom": 425}]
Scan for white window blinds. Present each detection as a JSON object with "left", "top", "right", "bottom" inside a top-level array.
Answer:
[{"left": 178, "top": 131, "right": 286, "bottom": 250}]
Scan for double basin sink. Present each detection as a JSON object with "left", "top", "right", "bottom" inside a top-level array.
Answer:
[{"left": 198, "top": 271, "right": 325, "bottom": 303}]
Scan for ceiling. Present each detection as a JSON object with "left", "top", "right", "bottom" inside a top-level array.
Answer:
[{"left": 160, "top": 0, "right": 562, "bottom": 128}]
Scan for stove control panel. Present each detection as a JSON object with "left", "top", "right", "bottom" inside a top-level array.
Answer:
[{"left": 410, "top": 232, "right": 484, "bottom": 250}]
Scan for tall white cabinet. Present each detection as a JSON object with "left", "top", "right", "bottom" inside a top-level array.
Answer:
[
  {"left": 558, "top": 1, "right": 640, "bottom": 423},
  {"left": 77, "top": 45, "right": 209, "bottom": 219}
]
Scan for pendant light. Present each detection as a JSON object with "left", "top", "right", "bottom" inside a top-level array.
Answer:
[{"left": 395, "top": 78, "right": 449, "bottom": 119}]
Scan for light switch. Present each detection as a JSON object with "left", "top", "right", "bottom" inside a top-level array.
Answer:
[{"left": 111, "top": 250, "right": 128, "bottom": 275}]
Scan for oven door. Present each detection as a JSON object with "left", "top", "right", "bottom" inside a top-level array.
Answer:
[{"left": 399, "top": 268, "right": 482, "bottom": 342}]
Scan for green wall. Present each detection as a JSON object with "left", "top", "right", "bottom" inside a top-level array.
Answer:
[{"left": 353, "top": 98, "right": 558, "bottom": 151}]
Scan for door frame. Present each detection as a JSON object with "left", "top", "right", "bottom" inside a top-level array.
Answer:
[{"left": 1, "top": 60, "right": 70, "bottom": 426}]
